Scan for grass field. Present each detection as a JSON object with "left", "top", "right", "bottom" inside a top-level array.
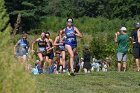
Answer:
[{"left": 36, "top": 72, "right": 140, "bottom": 93}]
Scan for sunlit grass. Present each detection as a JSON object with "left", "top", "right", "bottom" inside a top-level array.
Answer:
[
  {"left": 0, "top": 43, "right": 39, "bottom": 93},
  {"left": 36, "top": 72, "right": 140, "bottom": 93}
]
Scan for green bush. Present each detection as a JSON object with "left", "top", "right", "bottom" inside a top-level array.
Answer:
[
  {"left": 89, "top": 32, "right": 134, "bottom": 71},
  {"left": 31, "top": 16, "right": 137, "bottom": 34}
]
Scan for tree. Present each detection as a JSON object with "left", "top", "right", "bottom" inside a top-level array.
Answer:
[
  {"left": 0, "top": 0, "right": 12, "bottom": 46},
  {"left": 4, "top": 0, "right": 140, "bottom": 32},
  {"left": 0, "top": 0, "right": 12, "bottom": 32},
  {"left": 4, "top": 0, "right": 45, "bottom": 32}
]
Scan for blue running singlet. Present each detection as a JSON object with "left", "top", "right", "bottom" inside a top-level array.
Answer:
[
  {"left": 65, "top": 26, "right": 77, "bottom": 49},
  {"left": 56, "top": 36, "right": 65, "bottom": 51},
  {"left": 17, "top": 39, "right": 29, "bottom": 56}
]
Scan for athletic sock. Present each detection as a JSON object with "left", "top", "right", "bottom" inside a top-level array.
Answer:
[
  {"left": 49, "top": 66, "right": 53, "bottom": 74},
  {"left": 63, "top": 68, "right": 66, "bottom": 73}
]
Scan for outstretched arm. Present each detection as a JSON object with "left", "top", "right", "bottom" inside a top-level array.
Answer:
[
  {"left": 32, "top": 38, "right": 39, "bottom": 52},
  {"left": 114, "top": 33, "right": 118, "bottom": 43},
  {"left": 46, "top": 39, "right": 50, "bottom": 48},
  {"left": 48, "top": 39, "right": 54, "bottom": 51},
  {"left": 54, "top": 36, "right": 60, "bottom": 46},
  {"left": 27, "top": 41, "right": 30, "bottom": 53},
  {"left": 74, "top": 27, "right": 82, "bottom": 38},
  {"left": 14, "top": 40, "right": 20, "bottom": 55}
]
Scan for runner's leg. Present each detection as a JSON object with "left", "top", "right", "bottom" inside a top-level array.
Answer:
[
  {"left": 136, "top": 59, "right": 140, "bottom": 71},
  {"left": 61, "top": 51, "right": 66, "bottom": 72},
  {"left": 38, "top": 53, "right": 44, "bottom": 69},
  {"left": 65, "top": 45, "right": 74, "bottom": 73}
]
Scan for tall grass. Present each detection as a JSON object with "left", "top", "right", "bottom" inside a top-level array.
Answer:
[{"left": 0, "top": 33, "right": 39, "bottom": 93}]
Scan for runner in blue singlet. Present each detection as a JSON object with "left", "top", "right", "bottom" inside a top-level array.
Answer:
[
  {"left": 14, "top": 34, "right": 29, "bottom": 63},
  {"left": 59, "top": 18, "right": 82, "bottom": 76},
  {"left": 54, "top": 32, "right": 66, "bottom": 72}
]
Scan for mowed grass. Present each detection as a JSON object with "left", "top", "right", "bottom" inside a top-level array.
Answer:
[{"left": 36, "top": 72, "right": 140, "bottom": 93}]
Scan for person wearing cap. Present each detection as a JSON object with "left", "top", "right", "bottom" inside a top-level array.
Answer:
[
  {"left": 32, "top": 32, "right": 50, "bottom": 73},
  {"left": 59, "top": 17, "right": 82, "bottom": 76},
  {"left": 130, "top": 22, "right": 140, "bottom": 71},
  {"left": 115, "top": 27, "right": 129, "bottom": 72},
  {"left": 14, "top": 34, "right": 30, "bottom": 63}
]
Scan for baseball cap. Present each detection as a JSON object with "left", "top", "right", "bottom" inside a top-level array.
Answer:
[
  {"left": 135, "top": 22, "right": 140, "bottom": 28},
  {"left": 120, "top": 27, "right": 127, "bottom": 31}
]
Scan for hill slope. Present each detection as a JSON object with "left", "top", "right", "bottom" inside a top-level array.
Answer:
[{"left": 36, "top": 72, "right": 140, "bottom": 93}]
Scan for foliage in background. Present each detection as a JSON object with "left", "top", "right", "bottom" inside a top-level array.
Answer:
[
  {"left": 30, "top": 16, "right": 139, "bottom": 34},
  {"left": 29, "top": 16, "right": 136, "bottom": 70},
  {"left": 4, "top": 0, "right": 140, "bottom": 31},
  {"left": 2, "top": 0, "right": 138, "bottom": 72},
  {"left": 1, "top": 0, "right": 139, "bottom": 92},
  {"left": 0, "top": 0, "right": 12, "bottom": 46}
]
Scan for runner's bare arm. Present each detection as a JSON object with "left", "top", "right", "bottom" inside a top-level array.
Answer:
[
  {"left": 59, "top": 29, "right": 65, "bottom": 42},
  {"left": 14, "top": 40, "right": 20, "bottom": 54},
  {"left": 27, "top": 41, "right": 30, "bottom": 53},
  {"left": 114, "top": 33, "right": 118, "bottom": 43},
  {"left": 32, "top": 38, "right": 39, "bottom": 52},
  {"left": 48, "top": 39, "right": 54, "bottom": 51},
  {"left": 54, "top": 36, "right": 60, "bottom": 46},
  {"left": 50, "top": 39, "right": 54, "bottom": 49},
  {"left": 46, "top": 39, "right": 50, "bottom": 48},
  {"left": 138, "top": 28, "right": 140, "bottom": 43},
  {"left": 74, "top": 27, "right": 82, "bottom": 38}
]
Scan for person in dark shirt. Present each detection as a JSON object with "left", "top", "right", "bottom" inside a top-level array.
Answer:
[
  {"left": 83, "top": 45, "right": 91, "bottom": 73},
  {"left": 73, "top": 51, "right": 80, "bottom": 73},
  {"left": 130, "top": 22, "right": 140, "bottom": 71}
]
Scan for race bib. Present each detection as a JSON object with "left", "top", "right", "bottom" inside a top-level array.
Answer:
[
  {"left": 67, "top": 38, "right": 75, "bottom": 42},
  {"left": 39, "top": 48, "right": 45, "bottom": 52}
]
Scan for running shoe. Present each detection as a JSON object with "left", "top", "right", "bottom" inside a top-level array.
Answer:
[{"left": 70, "top": 72, "right": 75, "bottom": 76}]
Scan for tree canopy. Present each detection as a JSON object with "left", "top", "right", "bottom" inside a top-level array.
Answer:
[
  {"left": 0, "top": 0, "right": 12, "bottom": 32},
  {"left": 4, "top": 0, "right": 140, "bottom": 32},
  {"left": 0, "top": 0, "right": 12, "bottom": 46}
]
